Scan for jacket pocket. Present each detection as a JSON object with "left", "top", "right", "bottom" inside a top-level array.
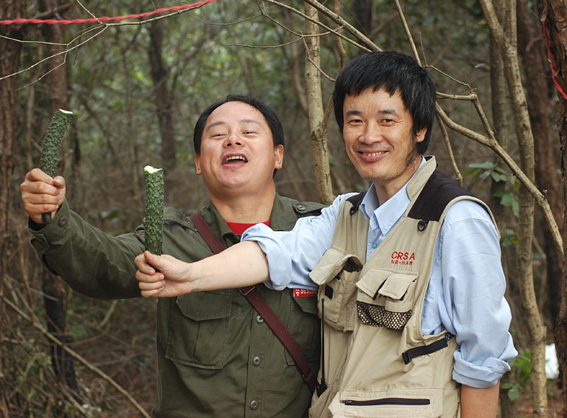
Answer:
[
  {"left": 165, "top": 291, "right": 232, "bottom": 369},
  {"left": 329, "top": 388, "right": 444, "bottom": 418},
  {"left": 310, "top": 248, "right": 363, "bottom": 332},
  {"left": 356, "top": 269, "right": 417, "bottom": 331},
  {"left": 284, "top": 293, "right": 321, "bottom": 366}
]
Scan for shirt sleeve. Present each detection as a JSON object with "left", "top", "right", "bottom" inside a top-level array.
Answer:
[
  {"left": 434, "top": 200, "right": 517, "bottom": 387},
  {"left": 242, "top": 194, "right": 353, "bottom": 290}
]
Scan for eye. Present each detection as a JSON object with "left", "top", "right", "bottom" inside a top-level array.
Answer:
[{"left": 210, "top": 131, "right": 226, "bottom": 138}]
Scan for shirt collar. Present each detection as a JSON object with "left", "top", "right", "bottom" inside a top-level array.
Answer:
[{"left": 360, "top": 157, "right": 426, "bottom": 236}]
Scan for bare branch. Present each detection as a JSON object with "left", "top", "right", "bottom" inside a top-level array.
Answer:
[
  {"left": 262, "top": 0, "right": 371, "bottom": 52},
  {"left": 3, "top": 296, "right": 151, "bottom": 418}
]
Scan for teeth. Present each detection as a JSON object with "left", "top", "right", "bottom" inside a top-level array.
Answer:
[
  {"left": 363, "top": 151, "right": 386, "bottom": 157},
  {"left": 224, "top": 155, "right": 247, "bottom": 163}
]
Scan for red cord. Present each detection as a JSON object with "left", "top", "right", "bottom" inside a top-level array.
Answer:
[
  {"left": 543, "top": 17, "right": 567, "bottom": 100},
  {"left": 0, "top": 0, "right": 220, "bottom": 25}
]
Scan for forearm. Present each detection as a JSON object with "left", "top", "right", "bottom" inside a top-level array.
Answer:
[
  {"left": 190, "top": 241, "right": 269, "bottom": 291},
  {"left": 32, "top": 201, "right": 143, "bottom": 298},
  {"left": 461, "top": 384, "right": 499, "bottom": 418},
  {"left": 137, "top": 241, "right": 270, "bottom": 298}
]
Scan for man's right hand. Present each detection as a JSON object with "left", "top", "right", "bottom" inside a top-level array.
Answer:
[{"left": 20, "top": 168, "right": 66, "bottom": 225}]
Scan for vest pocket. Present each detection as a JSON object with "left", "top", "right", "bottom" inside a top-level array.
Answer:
[
  {"left": 165, "top": 291, "right": 232, "bottom": 369},
  {"left": 356, "top": 269, "right": 417, "bottom": 331},
  {"left": 310, "top": 248, "right": 362, "bottom": 332},
  {"left": 329, "top": 388, "right": 443, "bottom": 417}
]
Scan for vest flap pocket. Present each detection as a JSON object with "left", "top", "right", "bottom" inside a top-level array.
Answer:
[
  {"left": 357, "top": 270, "right": 417, "bottom": 301},
  {"left": 380, "top": 273, "right": 418, "bottom": 300},
  {"left": 310, "top": 247, "right": 362, "bottom": 286},
  {"left": 356, "top": 270, "right": 417, "bottom": 330},
  {"left": 313, "top": 248, "right": 362, "bottom": 332},
  {"left": 356, "top": 269, "right": 389, "bottom": 298},
  {"left": 329, "top": 388, "right": 443, "bottom": 418}
]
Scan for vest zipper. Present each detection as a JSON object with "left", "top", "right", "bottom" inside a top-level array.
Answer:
[{"left": 341, "top": 397, "right": 430, "bottom": 406}]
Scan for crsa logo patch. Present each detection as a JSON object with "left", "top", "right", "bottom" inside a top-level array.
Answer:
[{"left": 391, "top": 251, "right": 415, "bottom": 265}]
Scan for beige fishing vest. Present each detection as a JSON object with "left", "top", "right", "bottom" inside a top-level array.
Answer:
[{"left": 309, "top": 157, "right": 494, "bottom": 418}]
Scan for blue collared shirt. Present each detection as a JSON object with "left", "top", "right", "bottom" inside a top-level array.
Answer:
[{"left": 243, "top": 164, "right": 517, "bottom": 388}]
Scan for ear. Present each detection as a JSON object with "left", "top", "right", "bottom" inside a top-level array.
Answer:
[
  {"left": 195, "top": 153, "right": 202, "bottom": 175},
  {"left": 415, "top": 128, "right": 427, "bottom": 143},
  {"left": 274, "top": 145, "right": 284, "bottom": 170}
]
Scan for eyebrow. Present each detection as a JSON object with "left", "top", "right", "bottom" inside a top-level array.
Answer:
[
  {"left": 345, "top": 108, "right": 399, "bottom": 117},
  {"left": 205, "top": 119, "right": 263, "bottom": 132}
]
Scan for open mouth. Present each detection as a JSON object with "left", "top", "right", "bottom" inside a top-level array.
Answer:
[
  {"left": 223, "top": 155, "right": 248, "bottom": 164},
  {"left": 359, "top": 150, "right": 387, "bottom": 157},
  {"left": 361, "top": 151, "right": 386, "bottom": 156}
]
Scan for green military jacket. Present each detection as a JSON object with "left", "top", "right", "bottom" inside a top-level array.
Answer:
[{"left": 30, "top": 194, "right": 324, "bottom": 417}]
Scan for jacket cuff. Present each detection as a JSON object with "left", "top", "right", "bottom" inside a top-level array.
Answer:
[
  {"left": 452, "top": 350, "right": 513, "bottom": 388},
  {"left": 29, "top": 200, "right": 70, "bottom": 256}
]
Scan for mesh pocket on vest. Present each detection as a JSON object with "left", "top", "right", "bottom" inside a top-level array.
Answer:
[{"left": 357, "top": 301, "right": 412, "bottom": 331}]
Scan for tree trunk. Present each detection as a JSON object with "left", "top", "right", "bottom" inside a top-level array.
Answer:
[
  {"left": 0, "top": 0, "right": 26, "bottom": 414},
  {"left": 38, "top": 0, "right": 81, "bottom": 401},
  {"left": 488, "top": 1, "right": 515, "bottom": 415},
  {"left": 542, "top": 1, "right": 567, "bottom": 416},
  {"left": 304, "top": 2, "right": 334, "bottom": 204},
  {"left": 518, "top": 0, "right": 563, "bottom": 330},
  {"left": 148, "top": 20, "right": 176, "bottom": 172},
  {"left": 353, "top": 0, "right": 373, "bottom": 36},
  {"left": 479, "top": 1, "right": 547, "bottom": 415}
]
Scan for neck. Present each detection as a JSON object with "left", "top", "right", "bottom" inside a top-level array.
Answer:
[
  {"left": 210, "top": 185, "right": 276, "bottom": 223},
  {"left": 375, "top": 154, "right": 422, "bottom": 204}
]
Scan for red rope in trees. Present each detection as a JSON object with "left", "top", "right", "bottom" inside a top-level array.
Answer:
[
  {"left": 543, "top": 17, "right": 567, "bottom": 101},
  {"left": 0, "top": 0, "right": 221, "bottom": 26}
]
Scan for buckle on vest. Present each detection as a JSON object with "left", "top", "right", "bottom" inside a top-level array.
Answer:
[
  {"left": 417, "top": 219, "right": 429, "bottom": 231},
  {"left": 402, "top": 333, "right": 453, "bottom": 364}
]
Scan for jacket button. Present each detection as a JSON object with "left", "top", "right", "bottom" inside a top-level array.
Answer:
[
  {"left": 58, "top": 216, "right": 68, "bottom": 227},
  {"left": 256, "top": 314, "right": 264, "bottom": 324},
  {"left": 296, "top": 204, "right": 306, "bottom": 211},
  {"left": 252, "top": 356, "right": 261, "bottom": 366},
  {"left": 32, "top": 236, "right": 48, "bottom": 251},
  {"left": 250, "top": 400, "right": 258, "bottom": 410}
]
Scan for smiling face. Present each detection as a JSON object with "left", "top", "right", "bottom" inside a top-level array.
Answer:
[
  {"left": 195, "top": 101, "right": 283, "bottom": 199},
  {"left": 343, "top": 87, "right": 426, "bottom": 203}
]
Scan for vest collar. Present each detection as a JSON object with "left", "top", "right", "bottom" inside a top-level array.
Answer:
[{"left": 406, "top": 156, "right": 437, "bottom": 201}]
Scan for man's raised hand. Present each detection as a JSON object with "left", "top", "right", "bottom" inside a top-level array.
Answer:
[{"left": 20, "top": 168, "right": 66, "bottom": 225}]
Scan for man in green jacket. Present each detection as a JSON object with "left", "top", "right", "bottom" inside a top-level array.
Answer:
[{"left": 20, "top": 95, "right": 323, "bottom": 417}]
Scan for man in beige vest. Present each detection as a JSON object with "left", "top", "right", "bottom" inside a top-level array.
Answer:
[{"left": 135, "top": 52, "right": 517, "bottom": 418}]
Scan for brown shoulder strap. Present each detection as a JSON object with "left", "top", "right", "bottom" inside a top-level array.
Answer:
[{"left": 190, "top": 212, "right": 317, "bottom": 392}]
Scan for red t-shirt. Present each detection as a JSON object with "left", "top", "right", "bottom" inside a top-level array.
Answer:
[{"left": 225, "top": 220, "right": 270, "bottom": 236}]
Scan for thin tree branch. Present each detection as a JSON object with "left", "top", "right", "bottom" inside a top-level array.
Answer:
[{"left": 3, "top": 296, "right": 151, "bottom": 418}]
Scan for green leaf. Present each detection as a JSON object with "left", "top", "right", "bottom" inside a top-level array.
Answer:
[
  {"left": 469, "top": 161, "right": 496, "bottom": 170},
  {"left": 507, "top": 386, "right": 520, "bottom": 401}
]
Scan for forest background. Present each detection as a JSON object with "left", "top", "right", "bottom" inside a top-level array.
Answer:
[{"left": 2, "top": 0, "right": 567, "bottom": 417}]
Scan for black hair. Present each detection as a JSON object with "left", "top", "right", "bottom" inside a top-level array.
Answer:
[
  {"left": 193, "top": 94, "right": 284, "bottom": 155},
  {"left": 333, "top": 51, "right": 436, "bottom": 154}
]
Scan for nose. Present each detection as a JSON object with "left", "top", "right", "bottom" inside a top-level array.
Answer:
[
  {"left": 224, "top": 132, "right": 242, "bottom": 147},
  {"left": 359, "top": 121, "right": 382, "bottom": 144}
]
